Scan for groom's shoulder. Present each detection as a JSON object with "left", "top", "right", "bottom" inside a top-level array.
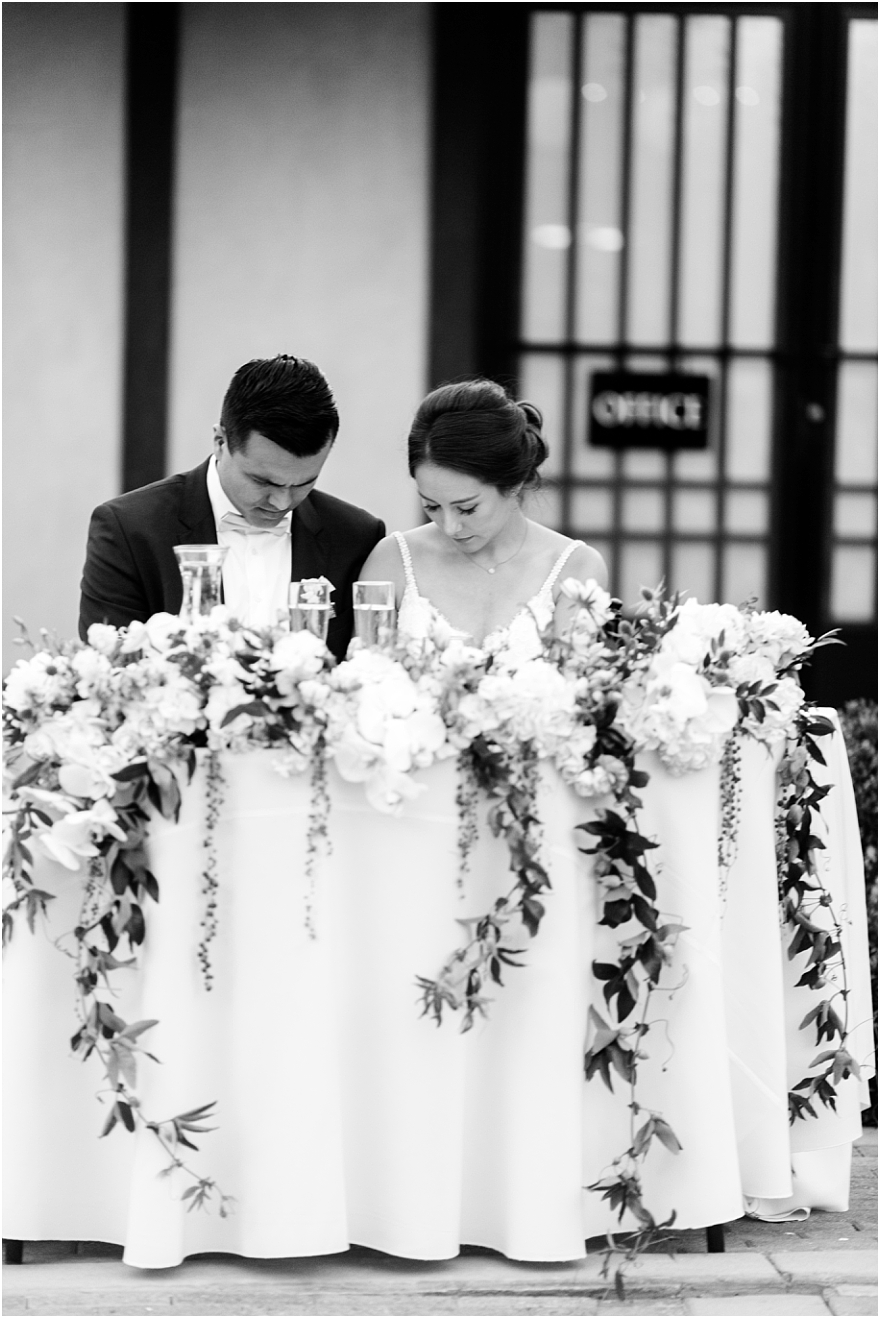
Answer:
[
  {"left": 92, "top": 463, "right": 206, "bottom": 514},
  {"left": 308, "top": 488, "right": 384, "bottom": 537},
  {"left": 92, "top": 462, "right": 207, "bottom": 523}
]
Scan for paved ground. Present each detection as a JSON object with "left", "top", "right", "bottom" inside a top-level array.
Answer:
[{"left": 4, "top": 1131, "right": 876, "bottom": 1317}]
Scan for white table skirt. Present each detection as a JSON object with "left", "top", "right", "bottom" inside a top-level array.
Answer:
[{"left": 3, "top": 715, "right": 874, "bottom": 1268}]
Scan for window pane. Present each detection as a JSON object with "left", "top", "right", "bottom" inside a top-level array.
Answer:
[
  {"left": 836, "top": 361, "right": 878, "bottom": 484},
  {"left": 831, "top": 545, "right": 877, "bottom": 622},
  {"left": 729, "top": 17, "right": 783, "bottom": 347},
  {"left": 575, "top": 355, "right": 616, "bottom": 478},
  {"left": 623, "top": 489, "right": 664, "bottom": 532},
  {"left": 679, "top": 16, "right": 730, "bottom": 346},
  {"left": 674, "top": 489, "right": 716, "bottom": 533},
  {"left": 576, "top": 13, "right": 626, "bottom": 343},
  {"left": 519, "top": 353, "right": 565, "bottom": 481},
  {"left": 627, "top": 15, "right": 677, "bottom": 344},
  {"left": 834, "top": 492, "right": 877, "bottom": 539},
  {"left": 674, "top": 354, "right": 720, "bottom": 480},
  {"left": 723, "top": 543, "right": 767, "bottom": 607},
  {"left": 522, "top": 13, "right": 574, "bottom": 341},
  {"left": 672, "top": 542, "right": 715, "bottom": 603},
  {"left": 572, "top": 487, "right": 614, "bottom": 532},
  {"left": 839, "top": 20, "right": 878, "bottom": 352},
  {"left": 726, "top": 357, "right": 772, "bottom": 480},
  {"left": 622, "top": 450, "right": 666, "bottom": 479},
  {"left": 725, "top": 490, "right": 768, "bottom": 534},
  {"left": 621, "top": 540, "right": 663, "bottom": 604}
]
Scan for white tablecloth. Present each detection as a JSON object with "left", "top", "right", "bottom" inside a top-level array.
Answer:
[{"left": 3, "top": 715, "right": 873, "bottom": 1267}]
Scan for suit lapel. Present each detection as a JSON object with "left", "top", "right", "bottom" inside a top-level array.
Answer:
[
  {"left": 177, "top": 460, "right": 218, "bottom": 544},
  {"left": 291, "top": 495, "right": 328, "bottom": 581}
]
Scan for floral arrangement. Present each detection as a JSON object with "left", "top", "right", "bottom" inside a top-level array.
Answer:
[{"left": 2, "top": 587, "right": 848, "bottom": 1275}]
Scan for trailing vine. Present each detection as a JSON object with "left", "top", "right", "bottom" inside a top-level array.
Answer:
[
  {"left": 717, "top": 733, "right": 743, "bottom": 908},
  {"left": 454, "top": 750, "right": 480, "bottom": 893},
  {"left": 576, "top": 741, "right": 686, "bottom": 1289},
  {"left": 417, "top": 739, "right": 542, "bottom": 1031},
  {"left": 778, "top": 709, "right": 861, "bottom": 1121},
  {"left": 198, "top": 751, "right": 223, "bottom": 988},
  {"left": 3, "top": 748, "right": 234, "bottom": 1216},
  {"left": 304, "top": 732, "right": 332, "bottom": 938}
]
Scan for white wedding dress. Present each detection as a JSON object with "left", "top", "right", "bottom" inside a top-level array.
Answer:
[{"left": 392, "top": 529, "right": 585, "bottom": 651}]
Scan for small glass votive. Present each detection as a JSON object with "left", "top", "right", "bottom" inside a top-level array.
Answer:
[
  {"left": 289, "top": 579, "right": 333, "bottom": 643},
  {"left": 353, "top": 581, "right": 396, "bottom": 648},
  {"left": 174, "top": 545, "right": 228, "bottom": 621}
]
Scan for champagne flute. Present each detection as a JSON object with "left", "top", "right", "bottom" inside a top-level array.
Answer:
[
  {"left": 353, "top": 581, "right": 396, "bottom": 648},
  {"left": 289, "top": 579, "right": 333, "bottom": 643}
]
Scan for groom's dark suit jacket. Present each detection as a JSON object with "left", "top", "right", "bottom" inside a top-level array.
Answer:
[{"left": 79, "top": 459, "right": 385, "bottom": 661}]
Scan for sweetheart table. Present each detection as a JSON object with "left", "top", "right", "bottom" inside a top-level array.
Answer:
[{"left": 3, "top": 714, "right": 873, "bottom": 1269}]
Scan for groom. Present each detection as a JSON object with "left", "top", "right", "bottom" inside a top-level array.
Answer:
[{"left": 78, "top": 355, "right": 385, "bottom": 660}]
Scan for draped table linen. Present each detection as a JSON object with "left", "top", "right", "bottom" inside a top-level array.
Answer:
[{"left": 3, "top": 713, "right": 873, "bottom": 1267}]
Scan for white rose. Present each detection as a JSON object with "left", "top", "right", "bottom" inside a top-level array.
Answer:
[
  {"left": 86, "top": 624, "right": 120, "bottom": 656},
  {"left": 270, "top": 630, "right": 328, "bottom": 689}
]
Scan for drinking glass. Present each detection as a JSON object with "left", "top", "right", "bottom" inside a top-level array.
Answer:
[
  {"left": 174, "top": 545, "right": 228, "bottom": 621},
  {"left": 289, "top": 579, "right": 333, "bottom": 643},
  {"left": 352, "top": 581, "right": 396, "bottom": 648}
]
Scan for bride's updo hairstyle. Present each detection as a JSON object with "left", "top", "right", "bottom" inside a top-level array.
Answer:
[{"left": 407, "top": 379, "right": 548, "bottom": 496}]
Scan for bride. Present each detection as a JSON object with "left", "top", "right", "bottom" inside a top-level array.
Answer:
[{"left": 359, "top": 378, "right": 607, "bottom": 645}]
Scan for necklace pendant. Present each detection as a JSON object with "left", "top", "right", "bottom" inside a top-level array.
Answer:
[{"left": 488, "top": 567, "right": 495, "bottom": 574}]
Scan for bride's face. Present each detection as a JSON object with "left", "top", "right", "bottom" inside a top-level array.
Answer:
[{"left": 414, "top": 463, "right": 520, "bottom": 552}]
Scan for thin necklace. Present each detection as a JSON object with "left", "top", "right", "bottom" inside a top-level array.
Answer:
[{"left": 466, "top": 522, "right": 529, "bottom": 575}]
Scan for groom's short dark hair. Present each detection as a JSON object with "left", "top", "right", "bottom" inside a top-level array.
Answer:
[{"left": 220, "top": 355, "right": 340, "bottom": 456}]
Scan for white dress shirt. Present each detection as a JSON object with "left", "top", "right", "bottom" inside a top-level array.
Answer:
[{"left": 206, "top": 455, "right": 292, "bottom": 628}]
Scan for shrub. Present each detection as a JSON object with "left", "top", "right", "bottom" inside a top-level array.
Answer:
[{"left": 838, "top": 699, "right": 877, "bottom": 1127}]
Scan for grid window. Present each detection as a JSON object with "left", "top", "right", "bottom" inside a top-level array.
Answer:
[
  {"left": 830, "top": 19, "right": 878, "bottom": 626},
  {"left": 518, "top": 9, "right": 782, "bottom": 606}
]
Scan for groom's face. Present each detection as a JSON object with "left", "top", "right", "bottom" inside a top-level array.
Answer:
[{"left": 214, "top": 428, "right": 333, "bottom": 528}]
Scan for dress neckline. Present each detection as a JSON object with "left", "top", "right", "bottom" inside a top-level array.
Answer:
[{"left": 393, "top": 531, "right": 582, "bottom": 648}]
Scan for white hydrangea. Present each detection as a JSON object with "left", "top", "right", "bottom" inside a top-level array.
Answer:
[
  {"left": 661, "top": 598, "right": 746, "bottom": 669},
  {"left": 743, "top": 610, "right": 813, "bottom": 669}
]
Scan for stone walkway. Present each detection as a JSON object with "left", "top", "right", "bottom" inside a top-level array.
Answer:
[{"left": 4, "top": 1131, "right": 876, "bottom": 1317}]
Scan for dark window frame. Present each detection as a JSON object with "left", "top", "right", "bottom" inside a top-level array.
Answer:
[{"left": 429, "top": 0, "right": 877, "bottom": 702}]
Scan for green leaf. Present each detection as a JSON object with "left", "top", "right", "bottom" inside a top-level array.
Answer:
[
  {"left": 111, "top": 760, "right": 150, "bottom": 783},
  {"left": 631, "top": 894, "right": 658, "bottom": 932},
  {"left": 653, "top": 1118, "right": 683, "bottom": 1154},
  {"left": 119, "top": 1019, "right": 159, "bottom": 1042},
  {"left": 100, "top": 1106, "right": 119, "bottom": 1138},
  {"left": 220, "top": 700, "right": 270, "bottom": 728}
]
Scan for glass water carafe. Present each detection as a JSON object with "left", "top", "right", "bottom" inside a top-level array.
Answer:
[{"left": 173, "top": 545, "right": 228, "bottom": 621}]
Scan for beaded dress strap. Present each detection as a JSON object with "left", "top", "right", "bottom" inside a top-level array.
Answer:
[
  {"left": 541, "top": 540, "right": 584, "bottom": 596},
  {"left": 393, "top": 531, "right": 419, "bottom": 594}
]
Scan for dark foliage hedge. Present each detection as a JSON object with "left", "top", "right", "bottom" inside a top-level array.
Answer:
[{"left": 838, "top": 700, "right": 877, "bottom": 1127}]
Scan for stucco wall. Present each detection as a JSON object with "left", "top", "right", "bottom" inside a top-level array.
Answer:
[
  {"left": 168, "top": 3, "right": 430, "bottom": 534},
  {"left": 3, "top": 3, "right": 431, "bottom": 672},
  {"left": 3, "top": 3, "right": 125, "bottom": 670}
]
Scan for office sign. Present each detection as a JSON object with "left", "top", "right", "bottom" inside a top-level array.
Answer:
[{"left": 589, "top": 372, "right": 710, "bottom": 450}]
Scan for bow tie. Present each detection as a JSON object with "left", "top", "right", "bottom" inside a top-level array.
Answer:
[{"left": 221, "top": 511, "right": 290, "bottom": 538}]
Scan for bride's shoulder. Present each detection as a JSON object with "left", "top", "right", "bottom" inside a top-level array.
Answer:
[
  {"left": 358, "top": 525, "right": 446, "bottom": 591},
  {"left": 528, "top": 523, "right": 609, "bottom": 589},
  {"left": 358, "top": 532, "right": 408, "bottom": 587}
]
